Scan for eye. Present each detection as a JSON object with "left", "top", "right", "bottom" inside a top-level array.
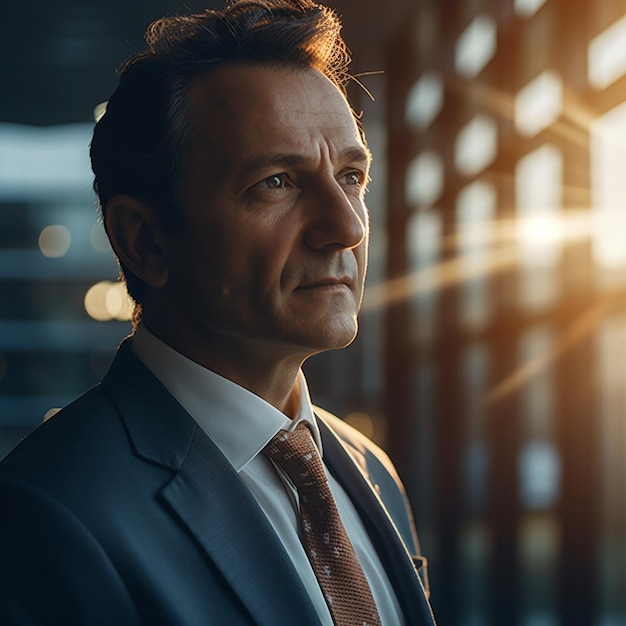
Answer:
[
  {"left": 246, "top": 172, "right": 297, "bottom": 202},
  {"left": 343, "top": 170, "right": 364, "bottom": 186},
  {"left": 259, "top": 173, "right": 290, "bottom": 189}
]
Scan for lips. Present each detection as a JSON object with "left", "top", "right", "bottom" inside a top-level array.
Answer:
[
  {"left": 293, "top": 256, "right": 360, "bottom": 291},
  {"left": 295, "top": 276, "right": 354, "bottom": 290}
]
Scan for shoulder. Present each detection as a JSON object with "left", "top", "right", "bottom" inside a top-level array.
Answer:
[
  {"left": 314, "top": 406, "right": 400, "bottom": 480},
  {"left": 0, "top": 383, "right": 134, "bottom": 501},
  {"left": 2, "top": 384, "right": 117, "bottom": 460},
  {"left": 314, "top": 405, "right": 420, "bottom": 554}
]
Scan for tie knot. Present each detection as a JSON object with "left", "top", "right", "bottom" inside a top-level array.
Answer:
[{"left": 263, "top": 423, "right": 327, "bottom": 491}]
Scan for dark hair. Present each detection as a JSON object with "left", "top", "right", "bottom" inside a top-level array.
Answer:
[{"left": 89, "top": 0, "right": 352, "bottom": 316}]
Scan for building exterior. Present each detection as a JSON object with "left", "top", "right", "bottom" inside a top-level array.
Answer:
[{"left": 384, "top": 0, "right": 626, "bottom": 624}]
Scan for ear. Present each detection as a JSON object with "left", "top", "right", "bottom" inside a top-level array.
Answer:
[{"left": 104, "top": 195, "right": 169, "bottom": 288}]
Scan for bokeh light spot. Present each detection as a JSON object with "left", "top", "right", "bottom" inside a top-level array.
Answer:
[
  {"left": 38, "top": 224, "right": 71, "bottom": 258},
  {"left": 89, "top": 222, "right": 111, "bottom": 253},
  {"left": 84, "top": 281, "right": 133, "bottom": 322}
]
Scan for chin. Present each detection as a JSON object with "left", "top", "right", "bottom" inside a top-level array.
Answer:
[
  {"left": 280, "top": 311, "right": 359, "bottom": 354},
  {"left": 312, "top": 322, "right": 359, "bottom": 352}
]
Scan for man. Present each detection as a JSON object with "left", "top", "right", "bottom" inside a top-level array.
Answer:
[{"left": 0, "top": 1, "right": 435, "bottom": 624}]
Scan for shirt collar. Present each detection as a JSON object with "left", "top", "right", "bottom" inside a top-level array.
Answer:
[{"left": 130, "top": 325, "right": 322, "bottom": 472}]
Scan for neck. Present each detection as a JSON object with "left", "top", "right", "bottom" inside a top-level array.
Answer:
[
  {"left": 203, "top": 353, "right": 304, "bottom": 418},
  {"left": 141, "top": 318, "right": 307, "bottom": 417}
]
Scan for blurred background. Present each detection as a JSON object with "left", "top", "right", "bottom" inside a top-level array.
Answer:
[{"left": 1, "top": 0, "right": 626, "bottom": 624}]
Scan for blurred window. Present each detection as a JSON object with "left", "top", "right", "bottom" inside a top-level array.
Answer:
[
  {"left": 588, "top": 13, "right": 626, "bottom": 90},
  {"left": 406, "top": 151, "right": 444, "bottom": 208},
  {"left": 515, "top": 70, "right": 563, "bottom": 137},
  {"left": 455, "top": 115, "right": 498, "bottom": 177},
  {"left": 407, "top": 209, "right": 442, "bottom": 340},
  {"left": 455, "top": 15, "right": 497, "bottom": 79},
  {"left": 514, "top": 0, "right": 549, "bottom": 18},
  {"left": 516, "top": 144, "right": 563, "bottom": 310},
  {"left": 456, "top": 181, "right": 496, "bottom": 328},
  {"left": 405, "top": 73, "right": 444, "bottom": 131}
]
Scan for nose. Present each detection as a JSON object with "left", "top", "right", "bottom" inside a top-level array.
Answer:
[{"left": 303, "top": 179, "right": 368, "bottom": 251}]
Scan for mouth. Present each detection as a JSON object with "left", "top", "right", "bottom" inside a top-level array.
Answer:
[{"left": 295, "top": 277, "right": 354, "bottom": 291}]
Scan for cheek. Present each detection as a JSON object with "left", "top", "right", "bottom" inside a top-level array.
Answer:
[
  {"left": 180, "top": 214, "right": 304, "bottom": 299},
  {"left": 165, "top": 234, "right": 227, "bottom": 301},
  {"left": 249, "top": 232, "right": 301, "bottom": 288},
  {"left": 357, "top": 237, "right": 369, "bottom": 273}
]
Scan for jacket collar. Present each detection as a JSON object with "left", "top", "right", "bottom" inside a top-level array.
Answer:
[{"left": 101, "top": 341, "right": 321, "bottom": 626}]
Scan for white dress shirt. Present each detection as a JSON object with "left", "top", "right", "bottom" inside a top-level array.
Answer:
[{"left": 132, "top": 325, "right": 404, "bottom": 626}]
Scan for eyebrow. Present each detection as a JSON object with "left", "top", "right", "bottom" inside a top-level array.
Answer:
[
  {"left": 342, "top": 146, "right": 374, "bottom": 168},
  {"left": 239, "top": 145, "right": 373, "bottom": 175}
]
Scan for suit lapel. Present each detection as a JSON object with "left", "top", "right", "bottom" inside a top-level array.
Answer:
[
  {"left": 161, "top": 430, "right": 320, "bottom": 626},
  {"left": 317, "top": 418, "right": 436, "bottom": 626},
  {"left": 102, "top": 343, "right": 320, "bottom": 626}
]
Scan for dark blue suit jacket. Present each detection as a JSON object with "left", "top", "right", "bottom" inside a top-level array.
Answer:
[{"left": 0, "top": 341, "right": 435, "bottom": 625}]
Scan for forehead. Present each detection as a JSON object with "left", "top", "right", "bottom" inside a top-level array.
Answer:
[{"left": 184, "top": 64, "right": 367, "bottom": 179}]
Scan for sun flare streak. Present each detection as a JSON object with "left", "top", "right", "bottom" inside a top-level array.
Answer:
[
  {"left": 484, "top": 299, "right": 613, "bottom": 406},
  {"left": 362, "top": 210, "right": 596, "bottom": 311}
]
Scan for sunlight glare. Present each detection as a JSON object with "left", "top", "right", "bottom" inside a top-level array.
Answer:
[
  {"left": 516, "top": 144, "right": 563, "bottom": 267},
  {"left": 362, "top": 208, "right": 596, "bottom": 314},
  {"left": 591, "top": 100, "right": 626, "bottom": 269}
]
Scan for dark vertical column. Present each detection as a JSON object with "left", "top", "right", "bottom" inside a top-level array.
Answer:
[
  {"left": 430, "top": 331, "right": 465, "bottom": 626},
  {"left": 486, "top": 336, "right": 522, "bottom": 626},
  {"left": 555, "top": 329, "right": 598, "bottom": 626},
  {"left": 556, "top": 0, "right": 599, "bottom": 620},
  {"left": 383, "top": 32, "right": 415, "bottom": 475},
  {"left": 483, "top": 89, "right": 522, "bottom": 620}
]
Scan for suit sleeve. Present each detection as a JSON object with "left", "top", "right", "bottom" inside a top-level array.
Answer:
[{"left": 0, "top": 478, "right": 140, "bottom": 626}]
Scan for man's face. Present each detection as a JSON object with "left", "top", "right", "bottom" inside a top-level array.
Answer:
[{"left": 156, "top": 64, "right": 370, "bottom": 364}]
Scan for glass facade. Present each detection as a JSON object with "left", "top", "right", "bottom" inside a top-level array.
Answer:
[{"left": 385, "top": 0, "right": 626, "bottom": 623}]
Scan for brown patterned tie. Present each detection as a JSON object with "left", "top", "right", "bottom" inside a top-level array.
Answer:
[{"left": 263, "top": 424, "right": 382, "bottom": 626}]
